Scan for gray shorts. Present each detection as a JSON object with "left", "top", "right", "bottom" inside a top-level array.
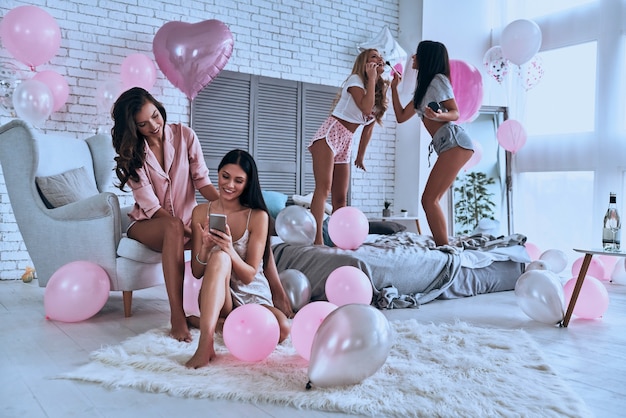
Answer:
[{"left": 430, "top": 123, "right": 474, "bottom": 156}]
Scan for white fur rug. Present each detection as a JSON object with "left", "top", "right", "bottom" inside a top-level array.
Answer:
[{"left": 59, "top": 319, "right": 592, "bottom": 417}]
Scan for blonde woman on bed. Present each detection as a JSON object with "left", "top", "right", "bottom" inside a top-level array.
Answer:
[
  {"left": 309, "top": 48, "right": 389, "bottom": 245},
  {"left": 390, "top": 40, "right": 474, "bottom": 246},
  {"left": 185, "top": 149, "right": 290, "bottom": 369}
]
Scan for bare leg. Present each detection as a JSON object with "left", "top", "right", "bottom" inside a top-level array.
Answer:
[
  {"left": 422, "top": 147, "right": 473, "bottom": 246},
  {"left": 263, "top": 305, "right": 291, "bottom": 343},
  {"left": 186, "top": 251, "right": 233, "bottom": 369},
  {"left": 128, "top": 217, "right": 191, "bottom": 342},
  {"left": 330, "top": 163, "right": 350, "bottom": 213},
  {"left": 309, "top": 139, "right": 335, "bottom": 245}
]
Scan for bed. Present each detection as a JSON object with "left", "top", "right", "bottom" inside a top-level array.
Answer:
[{"left": 271, "top": 230, "right": 529, "bottom": 309}]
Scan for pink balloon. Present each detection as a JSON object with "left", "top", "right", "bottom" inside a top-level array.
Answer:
[
  {"left": 563, "top": 276, "right": 609, "bottom": 320},
  {"left": 121, "top": 53, "right": 157, "bottom": 90},
  {"left": 12, "top": 79, "right": 54, "bottom": 127},
  {"left": 327, "top": 206, "right": 369, "bottom": 250},
  {"left": 497, "top": 119, "right": 527, "bottom": 153},
  {"left": 44, "top": 261, "right": 111, "bottom": 322},
  {"left": 449, "top": 59, "right": 483, "bottom": 124},
  {"left": 571, "top": 256, "right": 606, "bottom": 282},
  {"left": 462, "top": 140, "right": 483, "bottom": 171},
  {"left": 524, "top": 242, "right": 542, "bottom": 261},
  {"left": 32, "top": 70, "right": 69, "bottom": 112},
  {"left": 599, "top": 255, "right": 620, "bottom": 281},
  {"left": 153, "top": 20, "right": 234, "bottom": 100},
  {"left": 291, "top": 301, "right": 337, "bottom": 360},
  {"left": 223, "top": 304, "right": 279, "bottom": 362},
  {"left": 182, "top": 261, "right": 203, "bottom": 316},
  {"left": 0, "top": 6, "right": 61, "bottom": 70},
  {"left": 325, "top": 266, "right": 373, "bottom": 306},
  {"left": 501, "top": 19, "right": 542, "bottom": 66}
]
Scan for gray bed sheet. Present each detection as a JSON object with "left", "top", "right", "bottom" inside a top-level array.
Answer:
[{"left": 272, "top": 231, "right": 525, "bottom": 308}]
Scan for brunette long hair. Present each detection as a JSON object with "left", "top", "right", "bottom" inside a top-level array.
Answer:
[
  {"left": 412, "top": 41, "right": 451, "bottom": 110},
  {"left": 111, "top": 87, "right": 167, "bottom": 191}
]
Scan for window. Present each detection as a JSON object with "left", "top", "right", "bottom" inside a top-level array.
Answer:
[
  {"left": 513, "top": 171, "right": 594, "bottom": 262},
  {"left": 524, "top": 43, "right": 596, "bottom": 136},
  {"left": 191, "top": 70, "right": 338, "bottom": 200}
]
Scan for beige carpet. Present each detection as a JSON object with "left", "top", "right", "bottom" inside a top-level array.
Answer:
[{"left": 59, "top": 319, "right": 592, "bottom": 417}]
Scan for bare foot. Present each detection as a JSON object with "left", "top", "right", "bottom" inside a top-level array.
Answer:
[
  {"left": 185, "top": 334, "right": 216, "bottom": 369},
  {"left": 170, "top": 317, "right": 192, "bottom": 342}
]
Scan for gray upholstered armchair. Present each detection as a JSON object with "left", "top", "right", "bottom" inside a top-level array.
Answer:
[{"left": 0, "top": 119, "right": 164, "bottom": 317}]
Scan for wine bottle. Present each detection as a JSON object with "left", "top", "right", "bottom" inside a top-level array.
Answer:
[{"left": 602, "top": 192, "right": 621, "bottom": 251}]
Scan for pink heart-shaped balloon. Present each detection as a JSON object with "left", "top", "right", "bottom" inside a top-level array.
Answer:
[{"left": 153, "top": 20, "right": 233, "bottom": 100}]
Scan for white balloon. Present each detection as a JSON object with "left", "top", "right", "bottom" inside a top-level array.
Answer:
[
  {"left": 275, "top": 205, "right": 316, "bottom": 245},
  {"left": 357, "top": 25, "right": 407, "bottom": 64},
  {"left": 12, "top": 79, "right": 53, "bottom": 126},
  {"left": 539, "top": 249, "right": 568, "bottom": 273},
  {"left": 307, "top": 304, "right": 393, "bottom": 388},
  {"left": 514, "top": 269, "right": 565, "bottom": 325},
  {"left": 526, "top": 260, "right": 550, "bottom": 271},
  {"left": 501, "top": 19, "right": 542, "bottom": 66},
  {"left": 611, "top": 258, "right": 626, "bottom": 285}
]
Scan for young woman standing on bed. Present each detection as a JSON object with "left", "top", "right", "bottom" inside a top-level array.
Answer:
[
  {"left": 309, "top": 48, "right": 389, "bottom": 245},
  {"left": 186, "top": 149, "right": 290, "bottom": 368},
  {"left": 390, "top": 40, "right": 474, "bottom": 246}
]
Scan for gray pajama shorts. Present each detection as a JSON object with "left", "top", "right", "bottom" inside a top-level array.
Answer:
[{"left": 430, "top": 123, "right": 474, "bottom": 156}]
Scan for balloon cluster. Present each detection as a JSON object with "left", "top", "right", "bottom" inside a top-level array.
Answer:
[
  {"left": 483, "top": 19, "right": 543, "bottom": 155},
  {"left": 517, "top": 246, "right": 614, "bottom": 324},
  {"left": 0, "top": 6, "right": 67, "bottom": 126}
]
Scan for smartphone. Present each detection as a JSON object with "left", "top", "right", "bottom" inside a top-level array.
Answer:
[
  {"left": 427, "top": 101, "right": 440, "bottom": 112},
  {"left": 209, "top": 213, "right": 227, "bottom": 234}
]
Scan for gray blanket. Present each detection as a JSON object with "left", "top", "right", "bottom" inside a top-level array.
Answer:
[{"left": 272, "top": 232, "right": 462, "bottom": 308}]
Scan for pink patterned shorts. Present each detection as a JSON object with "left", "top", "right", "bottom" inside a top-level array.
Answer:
[{"left": 308, "top": 116, "right": 354, "bottom": 164}]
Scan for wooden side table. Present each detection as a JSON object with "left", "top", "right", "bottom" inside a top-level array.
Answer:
[{"left": 562, "top": 248, "right": 625, "bottom": 327}]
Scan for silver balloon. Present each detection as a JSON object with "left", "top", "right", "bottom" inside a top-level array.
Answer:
[
  {"left": 514, "top": 269, "right": 565, "bottom": 325},
  {"left": 275, "top": 205, "right": 316, "bottom": 245},
  {"left": 307, "top": 304, "right": 393, "bottom": 388},
  {"left": 279, "top": 269, "right": 311, "bottom": 312}
]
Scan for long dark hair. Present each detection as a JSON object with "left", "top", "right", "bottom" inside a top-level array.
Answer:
[
  {"left": 111, "top": 87, "right": 167, "bottom": 191},
  {"left": 413, "top": 41, "right": 450, "bottom": 110},
  {"left": 218, "top": 149, "right": 272, "bottom": 264}
]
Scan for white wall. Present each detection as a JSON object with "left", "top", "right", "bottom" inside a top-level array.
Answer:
[{"left": 0, "top": 0, "right": 399, "bottom": 279}]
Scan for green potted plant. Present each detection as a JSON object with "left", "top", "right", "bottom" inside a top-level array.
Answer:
[
  {"left": 383, "top": 201, "right": 392, "bottom": 217},
  {"left": 453, "top": 171, "right": 496, "bottom": 235}
]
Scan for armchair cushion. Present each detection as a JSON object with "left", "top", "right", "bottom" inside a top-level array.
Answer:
[{"left": 36, "top": 166, "right": 99, "bottom": 208}]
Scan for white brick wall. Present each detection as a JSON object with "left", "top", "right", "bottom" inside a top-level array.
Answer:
[{"left": 0, "top": 0, "right": 398, "bottom": 280}]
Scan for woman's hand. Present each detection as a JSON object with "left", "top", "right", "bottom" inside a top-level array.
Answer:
[
  {"left": 354, "top": 154, "right": 366, "bottom": 171},
  {"left": 208, "top": 224, "right": 234, "bottom": 255},
  {"left": 391, "top": 72, "right": 402, "bottom": 89},
  {"left": 423, "top": 106, "right": 442, "bottom": 121},
  {"left": 365, "top": 62, "right": 379, "bottom": 80}
]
